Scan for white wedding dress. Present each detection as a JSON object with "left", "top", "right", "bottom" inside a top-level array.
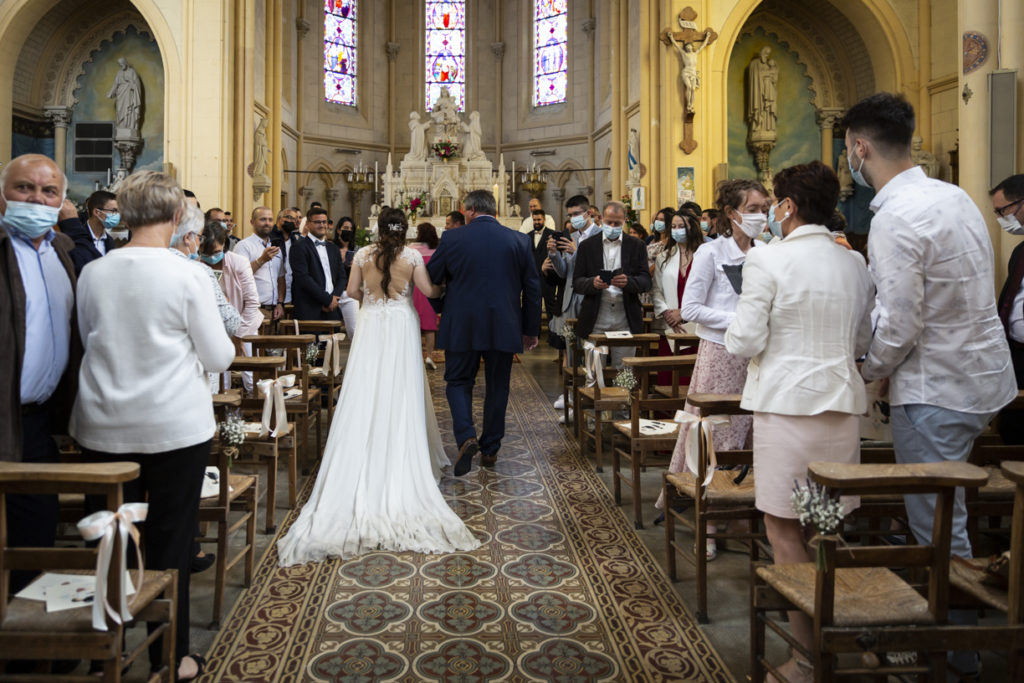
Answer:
[{"left": 277, "top": 245, "right": 480, "bottom": 565}]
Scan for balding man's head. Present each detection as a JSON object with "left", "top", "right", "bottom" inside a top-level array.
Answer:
[
  {"left": 0, "top": 154, "right": 66, "bottom": 214},
  {"left": 251, "top": 206, "right": 274, "bottom": 238}
]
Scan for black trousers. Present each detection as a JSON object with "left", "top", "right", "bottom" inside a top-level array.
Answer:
[
  {"left": 82, "top": 441, "right": 210, "bottom": 665},
  {"left": 6, "top": 410, "right": 60, "bottom": 594},
  {"left": 444, "top": 350, "right": 514, "bottom": 456}
]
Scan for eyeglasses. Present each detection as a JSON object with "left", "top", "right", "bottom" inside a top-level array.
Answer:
[{"left": 994, "top": 198, "right": 1024, "bottom": 218}]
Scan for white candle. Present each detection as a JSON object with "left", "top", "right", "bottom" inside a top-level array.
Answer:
[{"left": 511, "top": 162, "right": 515, "bottom": 194}]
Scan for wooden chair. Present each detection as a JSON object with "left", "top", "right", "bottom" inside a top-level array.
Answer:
[
  {"left": 610, "top": 354, "right": 696, "bottom": 529},
  {"left": 197, "top": 391, "right": 258, "bottom": 629},
  {"left": 0, "top": 461, "right": 177, "bottom": 681},
  {"left": 576, "top": 332, "right": 659, "bottom": 472},
  {"left": 948, "top": 460, "right": 1024, "bottom": 680},
  {"left": 282, "top": 319, "right": 348, "bottom": 421},
  {"left": 229, "top": 355, "right": 290, "bottom": 534},
  {"left": 244, "top": 334, "right": 323, "bottom": 469},
  {"left": 965, "top": 442, "right": 1024, "bottom": 550},
  {"left": 751, "top": 460, "right": 991, "bottom": 682},
  {"left": 662, "top": 392, "right": 761, "bottom": 623},
  {"left": 560, "top": 318, "right": 583, "bottom": 429}
]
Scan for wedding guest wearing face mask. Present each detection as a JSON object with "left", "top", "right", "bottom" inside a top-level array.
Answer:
[
  {"left": 650, "top": 210, "right": 703, "bottom": 375},
  {"left": 656, "top": 179, "right": 767, "bottom": 554},
  {"left": 990, "top": 173, "right": 1024, "bottom": 444},
  {"left": 69, "top": 171, "right": 235, "bottom": 681},
  {"left": 171, "top": 205, "right": 241, "bottom": 338},
  {"left": 200, "top": 220, "right": 262, "bottom": 349},
  {"left": 65, "top": 190, "right": 118, "bottom": 274},
  {"left": 700, "top": 208, "right": 720, "bottom": 240},
  {"left": 646, "top": 206, "right": 674, "bottom": 257},
  {"left": 571, "top": 201, "right": 651, "bottom": 369},
  {"left": 846, "top": 93, "right": 1015, "bottom": 679},
  {"left": 0, "top": 154, "right": 81, "bottom": 597},
  {"left": 272, "top": 207, "right": 302, "bottom": 307},
  {"left": 724, "top": 162, "right": 874, "bottom": 680},
  {"left": 629, "top": 223, "right": 648, "bottom": 241}
]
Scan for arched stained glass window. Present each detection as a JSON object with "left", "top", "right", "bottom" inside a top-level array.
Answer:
[
  {"left": 534, "top": 0, "right": 567, "bottom": 106},
  {"left": 425, "top": 1, "right": 466, "bottom": 112},
  {"left": 324, "top": 0, "right": 357, "bottom": 106}
]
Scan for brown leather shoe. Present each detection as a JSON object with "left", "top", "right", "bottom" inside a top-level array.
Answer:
[
  {"left": 481, "top": 453, "right": 497, "bottom": 468},
  {"left": 454, "top": 438, "right": 479, "bottom": 477}
]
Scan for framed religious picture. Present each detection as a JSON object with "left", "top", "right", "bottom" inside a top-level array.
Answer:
[
  {"left": 630, "top": 186, "right": 646, "bottom": 210},
  {"left": 677, "top": 167, "right": 695, "bottom": 205}
]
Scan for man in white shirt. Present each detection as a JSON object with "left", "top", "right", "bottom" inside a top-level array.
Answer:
[
  {"left": 233, "top": 206, "right": 285, "bottom": 321},
  {"left": 519, "top": 197, "right": 556, "bottom": 234},
  {"left": 990, "top": 174, "right": 1024, "bottom": 443},
  {"left": 846, "top": 94, "right": 1015, "bottom": 674}
]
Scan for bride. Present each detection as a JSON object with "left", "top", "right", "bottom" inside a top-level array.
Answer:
[{"left": 277, "top": 207, "right": 480, "bottom": 565}]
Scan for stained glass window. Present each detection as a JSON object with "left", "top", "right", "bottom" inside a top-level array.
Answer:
[
  {"left": 425, "top": 1, "right": 466, "bottom": 112},
  {"left": 324, "top": 0, "right": 357, "bottom": 106},
  {"left": 534, "top": 0, "right": 567, "bottom": 106}
]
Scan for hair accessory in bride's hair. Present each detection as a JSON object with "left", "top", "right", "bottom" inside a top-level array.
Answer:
[{"left": 387, "top": 222, "right": 405, "bottom": 232}]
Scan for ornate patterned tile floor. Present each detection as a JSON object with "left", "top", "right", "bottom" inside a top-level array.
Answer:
[{"left": 200, "top": 364, "right": 734, "bottom": 682}]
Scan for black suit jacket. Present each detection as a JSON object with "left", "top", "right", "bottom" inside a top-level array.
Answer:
[
  {"left": 289, "top": 235, "right": 347, "bottom": 321},
  {"left": 62, "top": 218, "right": 114, "bottom": 276},
  {"left": 529, "top": 226, "right": 562, "bottom": 315},
  {"left": 572, "top": 234, "right": 651, "bottom": 338},
  {"left": 999, "top": 241, "right": 1024, "bottom": 389}
]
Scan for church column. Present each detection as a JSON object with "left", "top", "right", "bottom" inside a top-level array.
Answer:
[
  {"left": 996, "top": 0, "right": 1024, "bottom": 284},
  {"left": 269, "top": 0, "right": 284, "bottom": 213},
  {"left": 917, "top": 0, "right": 931, "bottom": 144},
  {"left": 957, "top": 0, "right": 999, "bottom": 279},
  {"left": 43, "top": 106, "right": 72, "bottom": 172},
  {"left": 231, "top": 0, "right": 256, "bottom": 235},
  {"left": 815, "top": 108, "right": 843, "bottom": 166},
  {"left": 609, "top": 0, "right": 624, "bottom": 196}
]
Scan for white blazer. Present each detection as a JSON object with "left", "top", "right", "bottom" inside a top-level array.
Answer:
[{"left": 724, "top": 224, "right": 875, "bottom": 416}]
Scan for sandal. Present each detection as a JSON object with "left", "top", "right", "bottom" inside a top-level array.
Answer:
[
  {"left": 694, "top": 539, "right": 717, "bottom": 561},
  {"left": 177, "top": 653, "right": 207, "bottom": 681}
]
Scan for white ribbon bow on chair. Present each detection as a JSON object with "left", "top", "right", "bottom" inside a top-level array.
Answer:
[
  {"left": 582, "top": 340, "right": 608, "bottom": 388},
  {"left": 319, "top": 333, "right": 347, "bottom": 377},
  {"left": 675, "top": 410, "right": 732, "bottom": 494},
  {"left": 76, "top": 503, "right": 148, "bottom": 631},
  {"left": 256, "top": 374, "right": 296, "bottom": 437}
]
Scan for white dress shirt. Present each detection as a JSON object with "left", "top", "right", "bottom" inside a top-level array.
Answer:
[
  {"left": 9, "top": 227, "right": 73, "bottom": 404},
  {"left": 602, "top": 235, "right": 623, "bottom": 300},
  {"left": 681, "top": 235, "right": 758, "bottom": 345},
  {"left": 862, "top": 166, "right": 1016, "bottom": 413},
  {"left": 233, "top": 233, "right": 282, "bottom": 305},
  {"left": 520, "top": 213, "right": 556, "bottom": 234},
  {"left": 69, "top": 248, "right": 236, "bottom": 453},
  {"left": 89, "top": 224, "right": 108, "bottom": 256},
  {"left": 1010, "top": 285, "right": 1024, "bottom": 343},
  {"left": 725, "top": 225, "right": 875, "bottom": 415},
  {"left": 309, "top": 235, "right": 334, "bottom": 293}
]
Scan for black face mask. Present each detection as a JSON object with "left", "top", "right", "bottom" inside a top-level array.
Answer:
[
  {"left": 281, "top": 220, "right": 297, "bottom": 233},
  {"left": 340, "top": 230, "right": 354, "bottom": 244}
]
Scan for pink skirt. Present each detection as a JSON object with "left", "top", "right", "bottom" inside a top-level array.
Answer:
[
  {"left": 413, "top": 252, "right": 438, "bottom": 332},
  {"left": 753, "top": 411, "right": 860, "bottom": 519}
]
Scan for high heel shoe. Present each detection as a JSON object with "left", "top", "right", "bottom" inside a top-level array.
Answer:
[{"left": 425, "top": 357, "right": 437, "bottom": 370}]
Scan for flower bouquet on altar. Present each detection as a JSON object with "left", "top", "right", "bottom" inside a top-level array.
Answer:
[
  {"left": 400, "top": 191, "right": 429, "bottom": 222},
  {"left": 432, "top": 140, "right": 459, "bottom": 162}
]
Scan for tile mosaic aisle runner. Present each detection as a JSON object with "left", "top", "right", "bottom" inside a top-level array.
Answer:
[{"left": 201, "top": 365, "right": 733, "bottom": 682}]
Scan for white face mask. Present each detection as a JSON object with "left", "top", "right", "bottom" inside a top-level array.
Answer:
[
  {"left": 732, "top": 212, "right": 767, "bottom": 239},
  {"left": 997, "top": 212, "right": 1024, "bottom": 236}
]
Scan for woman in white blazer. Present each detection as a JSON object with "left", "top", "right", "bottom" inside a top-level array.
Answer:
[
  {"left": 724, "top": 161, "right": 874, "bottom": 682},
  {"left": 657, "top": 180, "right": 769, "bottom": 558},
  {"left": 650, "top": 209, "right": 704, "bottom": 367}
]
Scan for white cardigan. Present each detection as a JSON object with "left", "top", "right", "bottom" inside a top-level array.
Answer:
[
  {"left": 681, "top": 235, "right": 757, "bottom": 344},
  {"left": 70, "top": 248, "right": 236, "bottom": 453},
  {"left": 724, "top": 224, "right": 875, "bottom": 416}
]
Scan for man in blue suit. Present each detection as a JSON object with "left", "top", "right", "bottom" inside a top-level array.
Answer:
[{"left": 428, "top": 190, "right": 542, "bottom": 476}]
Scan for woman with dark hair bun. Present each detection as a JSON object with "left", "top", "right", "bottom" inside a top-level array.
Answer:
[
  {"left": 277, "top": 207, "right": 480, "bottom": 566},
  {"left": 410, "top": 222, "right": 441, "bottom": 368}
]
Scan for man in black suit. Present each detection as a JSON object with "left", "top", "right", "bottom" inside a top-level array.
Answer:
[
  {"left": 572, "top": 200, "right": 651, "bottom": 368},
  {"left": 289, "top": 207, "right": 347, "bottom": 321},
  {"left": 991, "top": 174, "right": 1024, "bottom": 444},
  {"left": 528, "top": 209, "right": 562, "bottom": 320},
  {"left": 65, "top": 190, "right": 117, "bottom": 275},
  {"left": 427, "top": 190, "right": 542, "bottom": 476}
]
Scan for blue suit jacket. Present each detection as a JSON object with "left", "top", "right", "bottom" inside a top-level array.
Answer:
[{"left": 427, "top": 215, "right": 542, "bottom": 354}]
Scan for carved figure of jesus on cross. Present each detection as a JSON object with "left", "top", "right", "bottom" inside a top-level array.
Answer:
[{"left": 660, "top": 7, "right": 718, "bottom": 154}]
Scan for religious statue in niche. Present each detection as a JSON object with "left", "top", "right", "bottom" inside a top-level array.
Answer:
[
  {"left": 107, "top": 58, "right": 142, "bottom": 138},
  {"left": 405, "top": 112, "right": 431, "bottom": 163},
  {"left": 252, "top": 116, "right": 271, "bottom": 201},
  {"left": 461, "top": 111, "right": 486, "bottom": 163},
  {"left": 911, "top": 136, "right": 940, "bottom": 178},
  {"left": 836, "top": 148, "right": 854, "bottom": 202},
  {"left": 627, "top": 129, "right": 641, "bottom": 186},
  {"left": 660, "top": 7, "right": 717, "bottom": 154},
  {"left": 430, "top": 86, "right": 461, "bottom": 144},
  {"left": 746, "top": 47, "right": 779, "bottom": 185}
]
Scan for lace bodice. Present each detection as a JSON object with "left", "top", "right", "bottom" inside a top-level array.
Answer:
[{"left": 354, "top": 245, "right": 424, "bottom": 305}]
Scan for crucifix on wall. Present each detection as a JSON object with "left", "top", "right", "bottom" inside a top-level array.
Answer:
[{"left": 660, "top": 7, "right": 718, "bottom": 154}]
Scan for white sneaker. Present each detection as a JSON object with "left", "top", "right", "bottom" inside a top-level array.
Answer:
[
  {"left": 553, "top": 395, "right": 565, "bottom": 410},
  {"left": 558, "top": 408, "right": 574, "bottom": 424}
]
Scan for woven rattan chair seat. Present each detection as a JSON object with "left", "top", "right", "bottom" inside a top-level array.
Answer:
[
  {"left": 666, "top": 469, "right": 755, "bottom": 504},
  {"left": 199, "top": 473, "right": 257, "bottom": 507},
  {"left": 756, "top": 564, "right": 934, "bottom": 627},
  {"left": 949, "top": 556, "right": 1009, "bottom": 612}
]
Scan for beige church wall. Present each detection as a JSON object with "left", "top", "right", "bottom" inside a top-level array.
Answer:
[{"left": 254, "top": 0, "right": 267, "bottom": 106}]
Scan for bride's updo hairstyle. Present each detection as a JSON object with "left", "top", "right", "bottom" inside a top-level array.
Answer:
[{"left": 376, "top": 206, "right": 408, "bottom": 294}]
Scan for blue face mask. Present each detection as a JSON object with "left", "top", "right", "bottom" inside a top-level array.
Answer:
[
  {"left": 768, "top": 200, "right": 789, "bottom": 239},
  {"left": 570, "top": 214, "right": 587, "bottom": 231},
  {"left": 700, "top": 221, "right": 710, "bottom": 234},
  {"left": 671, "top": 228, "right": 688, "bottom": 242},
  {"left": 603, "top": 225, "right": 622, "bottom": 240},
  {"left": 201, "top": 251, "right": 225, "bottom": 265},
  {"left": 2, "top": 199, "right": 60, "bottom": 239},
  {"left": 848, "top": 147, "right": 870, "bottom": 188},
  {"left": 652, "top": 219, "right": 666, "bottom": 233},
  {"left": 101, "top": 211, "right": 120, "bottom": 229},
  {"left": 188, "top": 251, "right": 199, "bottom": 261}
]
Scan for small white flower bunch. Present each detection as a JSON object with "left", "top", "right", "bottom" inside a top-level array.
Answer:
[
  {"left": 561, "top": 322, "right": 575, "bottom": 346},
  {"left": 218, "top": 414, "right": 246, "bottom": 448},
  {"left": 304, "top": 342, "right": 320, "bottom": 364},
  {"left": 791, "top": 479, "right": 845, "bottom": 536},
  {"left": 613, "top": 367, "right": 638, "bottom": 393}
]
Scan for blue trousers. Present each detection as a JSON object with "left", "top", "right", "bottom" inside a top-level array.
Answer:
[{"left": 444, "top": 350, "right": 514, "bottom": 456}]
